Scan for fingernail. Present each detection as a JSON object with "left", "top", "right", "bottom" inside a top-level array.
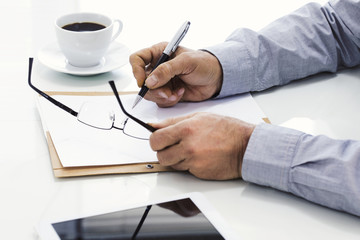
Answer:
[
  {"left": 177, "top": 88, "right": 185, "bottom": 96},
  {"left": 169, "top": 95, "right": 177, "bottom": 102},
  {"left": 146, "top": 75, "right": 158, "bottom": 88},
  {"left": 158, "top": 91, "right": 168, "bottom": 99}
]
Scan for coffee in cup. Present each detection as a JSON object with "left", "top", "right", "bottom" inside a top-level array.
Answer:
[{"left": 55, "top": 12, "right": 123, "bottom": 68}]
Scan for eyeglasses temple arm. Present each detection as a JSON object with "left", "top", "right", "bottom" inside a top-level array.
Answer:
[
  {"left": 28, "top": 58, "right": 78, "bottom": 117},
  {"left": 131, "top": 205, "right": 152, "bottom": 240},
  {"left": 108, "top": 81, "right": 157, "bottom": 133}
]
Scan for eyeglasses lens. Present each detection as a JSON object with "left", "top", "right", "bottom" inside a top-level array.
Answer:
[
  {"left": 123, "top": 118, "right": 151, "bottom": 140},
  {"left": 77, "top": 102, "right": 114, "bottom": 130}
]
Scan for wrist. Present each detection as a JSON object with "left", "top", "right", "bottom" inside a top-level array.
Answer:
[{"left": 200, "top": 49, "right": 223, "bottom": 98}]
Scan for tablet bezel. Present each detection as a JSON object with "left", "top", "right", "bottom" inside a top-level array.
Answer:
[{"left": 36, "top": 192, "right": 236, "bottom": 240}]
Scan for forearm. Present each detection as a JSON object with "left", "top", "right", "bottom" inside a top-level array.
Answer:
[
  {"left": 243, "top": 123, "right": 360, "bottom": 216},
  {"left": 204, "top": 0, "right": 360, "bottom": 97}
]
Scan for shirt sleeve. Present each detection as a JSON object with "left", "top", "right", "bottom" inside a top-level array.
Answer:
[
  {"left": 203, "top": 0, "right": 360, "bottom": 216},
  {"left": 203, "top": 0, "right": 360, "bottom": 98},
  {"left": 242, "top": 123, "right": 360, "bottom": 217}
]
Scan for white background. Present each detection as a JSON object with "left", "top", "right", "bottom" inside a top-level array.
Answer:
[{"left": 1, "top": 0, "right": 360, "bottom": 239}]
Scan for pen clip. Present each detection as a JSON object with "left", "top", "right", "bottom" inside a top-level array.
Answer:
[
  {"left": 171, "top": 21, "right": 190, "bottom": 52},
  {"left": 164, "top": 21, "right": 191, "bottom": 55}
]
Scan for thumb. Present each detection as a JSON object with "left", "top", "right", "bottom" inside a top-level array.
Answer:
[
  {"left": 150, "top": 113, "right": 196, "bottom": 129},
  {"left": 145, "top": 54, "right": 189, "bottom": 89}
]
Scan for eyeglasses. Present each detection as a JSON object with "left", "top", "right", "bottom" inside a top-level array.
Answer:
[{"left": 28, "top": 57, "right": 156, "bottom": 140}]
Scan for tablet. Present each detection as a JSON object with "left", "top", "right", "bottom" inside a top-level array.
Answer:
[{"left": 36, "top": 192, "right": 236, "bottom": 240}]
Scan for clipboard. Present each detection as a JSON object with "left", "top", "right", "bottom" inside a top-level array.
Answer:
[
  {"left": 42, "top": 91, "right": 174, "bottom": 178},
  {"left": 40, "top": 91, "right": 270, "bottom": 178}
]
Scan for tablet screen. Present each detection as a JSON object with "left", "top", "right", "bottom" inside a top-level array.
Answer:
[{"left": 51, "top": 197, "right": 225, "bottom": 239}]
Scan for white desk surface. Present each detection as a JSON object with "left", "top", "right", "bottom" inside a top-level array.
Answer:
[{"left": 1, "top": 0, "right": 359, "bottom": 239}]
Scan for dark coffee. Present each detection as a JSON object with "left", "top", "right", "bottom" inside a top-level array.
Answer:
[{"left": 62, "top": 22, "right": 106, "bottom": 32}]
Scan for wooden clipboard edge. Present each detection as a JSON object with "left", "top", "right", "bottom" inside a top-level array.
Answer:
[
  {"left": 262, "top": 117, "right": 271, "bottom": 124},
  {"left": 45, "top": 131, "right": 174, "bottom": 178},
  {"left": 43, "top": 91, "right": 138, "bottom": 96}
]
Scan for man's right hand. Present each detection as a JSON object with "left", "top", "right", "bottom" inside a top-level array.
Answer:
[{"left": 129, "top": 42, "right": 223, "bottom": 107}]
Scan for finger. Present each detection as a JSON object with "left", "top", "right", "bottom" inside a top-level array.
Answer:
[
  {"left": 145, "top": 53, "right": 191, "bottom": 89},
  {"left": 171, "top": 160, "right": 190, "bottom": 171},
  {"left": 150, "top": 113, "right": 195, "bottom": 129},
  {"left": 149, "top": 125, "right": 180, "bottom": 151},
  {"left": 129, "top": 51, "right": 151, "bottom": 87},
  {"left": 129, "top": 42, "right": 168, "bottom": 87},
  {"left": 149, "top": 115, "right": 195, "bottom": 153},
  {"left": 156, "top": 143, "right": 188, "bottom": 169},
  {"left": 145, "top": 87, "right": 185, "bottom": 108}
]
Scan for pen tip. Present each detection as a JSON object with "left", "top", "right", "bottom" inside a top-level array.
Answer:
[{"left": 132, "top": 96, "right": 142, "bottom": 109}]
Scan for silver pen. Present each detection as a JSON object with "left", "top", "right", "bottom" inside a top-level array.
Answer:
[{"left": 132, "top": 21, "right": 191, "bottom": 108}]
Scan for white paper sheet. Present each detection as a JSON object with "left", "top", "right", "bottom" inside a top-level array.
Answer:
[{"left": 37, "top": 93, "right": 266, "bottom": 167}]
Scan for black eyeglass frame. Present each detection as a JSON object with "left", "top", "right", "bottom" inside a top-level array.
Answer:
[{"left": 28, "top": 57, "right": 156, "bottom": 133}]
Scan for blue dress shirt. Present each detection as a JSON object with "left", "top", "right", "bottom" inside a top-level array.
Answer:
[{"left": 204, "top": 0, "right": 360, "bottom": 216}]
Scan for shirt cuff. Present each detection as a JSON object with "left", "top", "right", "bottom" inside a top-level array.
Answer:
[
  {"left": 203, "top": 40, "right": 254, "bottom": 98},
  {"left": 242, "top": 123, "right": 304, "bottom": 192}
]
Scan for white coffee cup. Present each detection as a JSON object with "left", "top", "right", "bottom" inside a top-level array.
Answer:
[{"left": 55, "top": 12, "right": 123, "bottom": 68}]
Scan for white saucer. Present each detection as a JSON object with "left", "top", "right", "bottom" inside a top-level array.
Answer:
[{"left": 37, "top": 42, "right": 130, "bottom": 76}]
